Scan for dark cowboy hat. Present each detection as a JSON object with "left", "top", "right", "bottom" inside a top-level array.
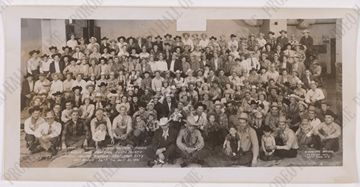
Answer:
[
  {"left": 72, "top": 86, "right": 82, "bottom": 92},
  {"left": 99, "top": 57, "right": 108, "bottom": 62},
  {"left": 48, "top": 46, "right": 57, "bottom": 51},
  {"left": 127, "top": 36, "right": 136, "bottom": 41},
  {"left": 230, "top": 34, "right": 237, "bottom": 38},
  {"left": 29, "top": 50, "right": 40, "bottom": 56},
  {"left": 155, "top": 35, "right": 162, "bottom": 40},
  {"left": 52, "top": 91, "right": 62, "bottom": 97},
  {"left": 101, "top": 36, "right": 109, "bottom": 40},
  {"left": 41, "top": 54, "right": 49, "bottom": 58},
  {"left": 209, "top": 36, "right": 217, "bottom": 40},
  {"left": 268, "top": 31, "right": 275, "bottom": 35},
  {"left": 164, "top": 33, "right": 172, "bottom": 38},
  {"left": 174, "top": 35, "right": 182, "bottom": 40},
  {"left": 279, "top": 30, "right": 287, "bottom": 34},
  {"left": 117, "top": 36, "right": 126, "bottom": 41},
  {"left": 62, "top": 46, "right": 72, "bottom": 51},
  {"left": 98, "top": 82, "right": 108, "bottom": 87},
  {"left": 51, "top": 53, "right": 61, "bottom": 58}
]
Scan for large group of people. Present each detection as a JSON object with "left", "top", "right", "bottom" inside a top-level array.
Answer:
[{"left": 21, "top": 29, "right": 341, "bottom": 167}]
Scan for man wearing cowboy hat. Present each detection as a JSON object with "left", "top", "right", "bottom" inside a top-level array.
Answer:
[
  {"left": 49, "top": 53, "right": 65, "bottom": 74},
  {"left": 27, "top": 50, "right": 41, "bottom": 75},
  {"left": 276, "top": 30, "right": 289, "bottom": 49},
  {"left": 35, "top": 110, "right": 62, "bottom": 157},
  {"left": 305, "top": 80, "right": 325, "bottom": 105},
  {"left": 176, "top": 115, "right": 206, "bottom": 167},
  {"left": 90, "top": 108, "right": 114, "bottom": 149},
  {"left": 112, "top": 105, "right": 133, "bottom": 146},
  {"left": 226, "top": 112, "right": 259, "bottom": 166},
  {"left": 33, "top": 73, "right": 51, "bottom": 94},
  {"left": 146, "top": 117, "right": 179, "bottom": 166},
  {"left": 299, "top": 29, "right": 313, "bottom": 51},
  {"left": 168, "top": 52, "right": 182, "bottom": 73},
  {"left": 182, "top": 32, "right": 194, "bottom": 51},
  {"left": 24, "top": 106, "right": 46, "bottom": 154},
  {"left": 21, "top": 74, "right": 35, "bottom": 110},
  {"left": 272, "top": 116, "right": 299, "bottom": 159},
  {"left": 313, "top": 110, "right": 341, "bottom": 149}
]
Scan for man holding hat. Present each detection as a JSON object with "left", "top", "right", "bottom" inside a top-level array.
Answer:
[
  {"left": 313, "top": 111, "right": 341, "bottom": 152},
  {"left": 112, "top": 105, "right": 133, "bottom": 146},
  {"left": 90, "top": 108, "right": 114, "bottom": 149},
  {"left": 176, "top": 115, "right": 206, "bottom": 167},
  {"left": 146, "top": 117, "right": 179, "bottom": 166}
]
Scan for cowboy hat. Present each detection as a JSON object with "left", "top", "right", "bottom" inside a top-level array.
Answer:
[{"left": 158, "top": 117, "right": 169, "bottom": 126}]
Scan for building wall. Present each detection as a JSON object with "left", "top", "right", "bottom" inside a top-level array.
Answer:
[
  {"left": 21, "top": 19, "right": 42, "bottom": 73},
  {"left": 94, "top": 20, "right": 260, "bottom": 39}
]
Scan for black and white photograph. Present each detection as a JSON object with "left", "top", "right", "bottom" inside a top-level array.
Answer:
[{"left": 19, "top": 18, "right": 344, "bottom": 168}]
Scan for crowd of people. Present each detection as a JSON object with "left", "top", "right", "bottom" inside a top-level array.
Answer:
[{"left": 21, "top": 29, "right": 342, "bottom": 167}]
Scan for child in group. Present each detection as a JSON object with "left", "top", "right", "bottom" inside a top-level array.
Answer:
[
  {"left": 260, "top": 125, "right": 276, "bottom": 161},
  {"left": 223, "top": 127, "right": 241, "bottom": 158}
]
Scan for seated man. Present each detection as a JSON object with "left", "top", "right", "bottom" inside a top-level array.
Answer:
[
  {"left": 225, "top": 113, "right": 259, "bottom": 166},
  {"left": 176, "top": 115, "right": 206, "bottom": 167},
  {"left": 90, "top": 108, "right": 114, "bottom": 149},
  {"left": 62, "top": 108, "right": 90, "bottom": 150},
  {"left": 35, "top": 110, "right": 62, "bottom": 158},
  {"left": 24, "top": 106, "right": 45, "bottom": 154},
  {"left": 146, "top": 117, "right": 178, "bottom": 166},
  {"left": 272, "top": 116, "right": 299, "bottom": 159},
  {"left": 313, "top": 111, "right": 341, "bottom": 152},
  {"left": 112, "top": 105, "right": 133, "bottom": 146}
]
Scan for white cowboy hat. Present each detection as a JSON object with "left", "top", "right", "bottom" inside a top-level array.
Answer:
[{"left": 158, "top": 117, "right": 169, "bottom": 126}]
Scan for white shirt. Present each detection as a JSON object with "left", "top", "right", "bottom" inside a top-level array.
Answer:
[
  {"left": 24, "top": 117, "right": 45, "bottom": 135},
  {"left": 49, "top": 80, "right": 63, "bottom": 96},
  {"left": 199, "top": 39, "right": 209, "bottom": 49},
  {"left": 67, "top": 39, "right": 78, "bottom": 50},
  {"left": 228, "top": 40, "right": 238, "bottom": 50},
  {"left": 40, "top": 59, "right": 51, "bottom": 73},
  {"left": 305, "top": 88, "right": 325, "bottom": 103},
  {"left": 34, "top": 121, "right": 62, "bottom": 138},
  {"left": 183, "top": 39, "right": 194, "bottom": 51},
  {"left": 155, "top": 60, "right": 168, "bottom": 72},
  {"left": 53, "top": 61, "right": 61, "bottom": 73}
]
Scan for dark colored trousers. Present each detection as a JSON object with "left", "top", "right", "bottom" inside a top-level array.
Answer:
[
  {"left": 313, "top": 135, "right": 339, "bottom": 152},
  {"left": 145, "top": 144, "right": 178, "bottom": 162}
]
